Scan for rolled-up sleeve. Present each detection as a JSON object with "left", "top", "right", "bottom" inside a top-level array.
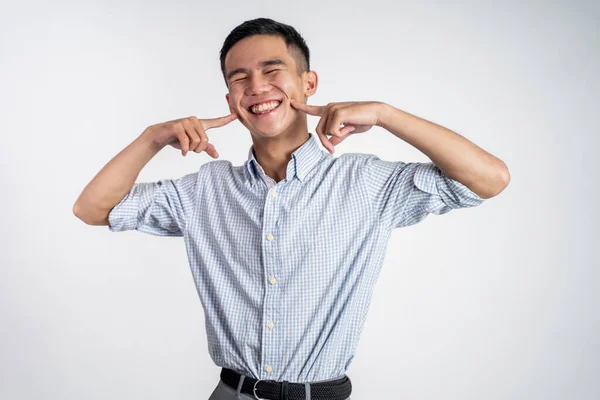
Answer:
[
  {"left": 107, "top": 171, "right": 198, "bottom": 236},
  {"left": 363, "top": 155, "right": 484, "bottom": 229}
]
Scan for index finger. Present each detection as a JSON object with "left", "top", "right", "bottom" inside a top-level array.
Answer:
[
  {"left": 201, "top": 112, "right": 238, "bottom": 130},
  {"left": 290, "top": 99, "right": 324, "bottom": 116}
]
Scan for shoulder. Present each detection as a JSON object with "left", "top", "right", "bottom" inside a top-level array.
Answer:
[
  {"left": 195, "top": 159, "right": 248, "bottom": 183},
  {"left": 196, "top": 159, "right": 238, "bottom": 175},
  {"left": 317, "top": 152, "right": 381, "bottom": 183},
  {"left": 333, "top": 152, "right": 377, "bottom": 166},
  {"left": 336, "top": 152, "right": 374, "bottom": 161},
  {"left": 332, "top": 152, "right": 388, "bottom": 172}
]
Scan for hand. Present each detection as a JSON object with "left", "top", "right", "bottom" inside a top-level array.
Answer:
[
  {"left": 143, "top": 113, "right": 238, "bottom": 158},
  {"left": 290, "top": 99, "right": 385, "bottom": 153}
]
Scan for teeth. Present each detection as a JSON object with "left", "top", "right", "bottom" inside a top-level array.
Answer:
[{"left": 251, "top": 100, "right": 280, "bottom": 114}]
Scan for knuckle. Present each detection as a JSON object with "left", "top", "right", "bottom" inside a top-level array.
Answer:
[{"left": 196, "top": 124, "right": 207, "bottom": 135}]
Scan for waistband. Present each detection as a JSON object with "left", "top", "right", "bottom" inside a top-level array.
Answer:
[{"left": 220, "top": 368, "right": 352, "bottom": 400}]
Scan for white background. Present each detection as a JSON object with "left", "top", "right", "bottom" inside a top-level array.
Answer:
[{"left": 1, "top": 1, "right": 598, "bottom": 399}]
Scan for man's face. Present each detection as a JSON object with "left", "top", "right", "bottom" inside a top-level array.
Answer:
[{"left": 224, "top": 34, "right": 317, "bottom": 139}]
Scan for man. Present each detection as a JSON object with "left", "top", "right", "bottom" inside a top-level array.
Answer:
[{"left": 73, "top": 17, "right": 509, "bottom": 400}]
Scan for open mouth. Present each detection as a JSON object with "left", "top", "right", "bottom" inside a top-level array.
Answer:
[{"left": 248, "top": 100, "right": 282, "bottom": 117}]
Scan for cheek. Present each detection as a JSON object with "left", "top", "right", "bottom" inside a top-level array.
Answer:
[
  {"left": 227, "top": 85, "right": 243, "bottom": 101},
  {"left": 231, "top": 95, "right": 246, "bottom": 111},
  {"left": 271, "top": 75, "right": 300, "bottom": 96}
]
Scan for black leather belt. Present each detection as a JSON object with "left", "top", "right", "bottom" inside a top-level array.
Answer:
[{"left": 220, "top": 368, "right": 352, "bottom": 400}]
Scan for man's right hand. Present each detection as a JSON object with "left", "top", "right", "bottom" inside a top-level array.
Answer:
[{"left": 144, "top": 113, "right": 238, "bottom": 158}]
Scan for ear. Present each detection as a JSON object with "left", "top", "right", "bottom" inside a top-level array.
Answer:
[
  {"left": 225, "top": 93, "right": 234, "bottom": 114},
  {"left": 303, "top": 70, "right": 318, "bottom": 98}
]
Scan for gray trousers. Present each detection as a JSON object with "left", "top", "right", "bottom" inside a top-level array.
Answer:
[{"left": 208, "top": 374, "right": 351, "bottom": 400}]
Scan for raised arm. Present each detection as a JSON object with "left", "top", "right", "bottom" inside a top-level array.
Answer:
[{"left": 72, "top": 113, "right": 237, "bottom": 225}]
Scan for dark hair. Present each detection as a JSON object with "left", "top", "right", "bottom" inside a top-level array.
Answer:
[{"left": 219, "top": 18, "right": 310, "bottom": 83}]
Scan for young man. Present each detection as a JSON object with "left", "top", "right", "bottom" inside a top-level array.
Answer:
[{"left": 73, "top": 17, "right": 509, "bottom": 400}]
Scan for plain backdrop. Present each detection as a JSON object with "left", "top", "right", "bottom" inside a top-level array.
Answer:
[{"left": 1, "top": 1, "right": 598, "bottom": 399}]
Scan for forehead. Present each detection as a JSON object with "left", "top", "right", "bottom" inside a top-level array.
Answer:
[{"left": 224, "top": 34, "right": 295, "bottom": 71}]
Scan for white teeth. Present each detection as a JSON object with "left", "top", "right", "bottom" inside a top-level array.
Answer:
[{"left": 251, "top": 100, "right": 281, "bottom": 114}]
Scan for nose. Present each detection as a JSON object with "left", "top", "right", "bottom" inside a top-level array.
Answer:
[{"left": 244, "top": 74, "right": 271, "bottom": 96}]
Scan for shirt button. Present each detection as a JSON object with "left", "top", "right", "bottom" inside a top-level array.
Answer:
[
  {"left": 269, "top": 277, "right": 277, "bottom": 285},
  {"left": 265, "top": 365, "right": 273, "bottom": 373},
  {"left": 267, "top": 321, "right": 275, "bottom": 329},
  {"left": 266, "top": 234, "right": 274, "bottom": 241},
  {"left": 271, "top": 190, "right": 277, "bottom": 197}
]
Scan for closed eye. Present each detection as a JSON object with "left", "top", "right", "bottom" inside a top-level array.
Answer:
[{"left": 266, "top": 69, "right": 280, "bottom": 74}]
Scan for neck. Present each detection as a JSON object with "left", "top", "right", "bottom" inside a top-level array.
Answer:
[{"left": 251, "top": 121, "right": 310, "bottom": 183}]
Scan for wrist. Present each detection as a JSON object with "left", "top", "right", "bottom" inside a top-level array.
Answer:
[
  {"left": 138, "top": 129, "right": 164, "bottom": 153},
  {"left": 376, "top": 102, "right": 394, "bottom": 129}
]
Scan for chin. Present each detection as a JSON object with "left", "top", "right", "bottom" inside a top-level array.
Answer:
[
  {"left": 249, "top": 129, "right": 285, "bottom": 140},
  {"left": 245, "top": 119, "right": 292, "bottom": 139}
]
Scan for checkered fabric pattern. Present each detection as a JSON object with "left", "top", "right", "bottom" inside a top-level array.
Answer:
[{"left": 108, "top": 132, "right": 484, "bottom": 382}]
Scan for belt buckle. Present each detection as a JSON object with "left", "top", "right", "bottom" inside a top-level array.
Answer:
[{"left": 253, "top": 379, "right": 267, "bottom": 400}]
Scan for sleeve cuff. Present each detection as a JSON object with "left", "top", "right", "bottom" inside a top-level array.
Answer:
[
  {"left": 107, "top": 183, "right": 154, "bottom": 232},
  {"left": 413, "top": 162, "right": 485, "bottom": 206},
  {"left": 413, "top": 163, "right": 439, "bottom": 195}
]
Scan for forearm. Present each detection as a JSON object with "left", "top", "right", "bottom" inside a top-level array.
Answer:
[
  {"left": 73, "top": 130, "right": 162, "bottom": 225},
  {"left": 377, "top": 103, "right": 510, "bottom": 199}
]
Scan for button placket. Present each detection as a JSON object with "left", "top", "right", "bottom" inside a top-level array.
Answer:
[{"left": 261, "top": 181, "right": 285, "bottom": 378}]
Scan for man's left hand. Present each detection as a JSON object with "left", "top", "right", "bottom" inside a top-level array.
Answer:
[{"left": 290, "top": 99, "right": 386, "bottom": 154}]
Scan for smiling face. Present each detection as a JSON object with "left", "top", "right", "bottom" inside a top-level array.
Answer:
[{"left": 224, "top": 34, "right": 318, "bottom": 140}]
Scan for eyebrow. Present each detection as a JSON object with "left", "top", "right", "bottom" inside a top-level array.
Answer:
[{"left": 226, "top": 59, "right": 286, "bottom": 81}]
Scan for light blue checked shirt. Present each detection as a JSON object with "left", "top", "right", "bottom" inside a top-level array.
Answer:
[{"left": 108, "top": 132, "right": 484, "bottom": 382}]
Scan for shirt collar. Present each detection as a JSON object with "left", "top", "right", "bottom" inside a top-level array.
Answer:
[{"left": 245, "top": 133, "right": 324, "bottom": 187}]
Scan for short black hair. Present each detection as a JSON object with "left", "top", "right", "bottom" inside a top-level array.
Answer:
[{"left": 219, "top": 18, "right": 310, "bottom": 84}]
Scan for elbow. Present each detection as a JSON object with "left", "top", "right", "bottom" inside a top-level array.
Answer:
[
  {"left": 477, "top": 161, "right": 511, "bottom": 199},
  {"left": 73, "top": 201, "right": 92, "bottom": 224},
  {"left": 73, "top": 200, "right": 85, "bottom": 221},
  {"left": 73, "top": 200, "right": 109, "bottom": 226},
  {"left": 493, "top": 161, "right": 511, "bottom": 195},
  {"left": 499, "top": 163, "right": 511, "bottom": 189}
]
